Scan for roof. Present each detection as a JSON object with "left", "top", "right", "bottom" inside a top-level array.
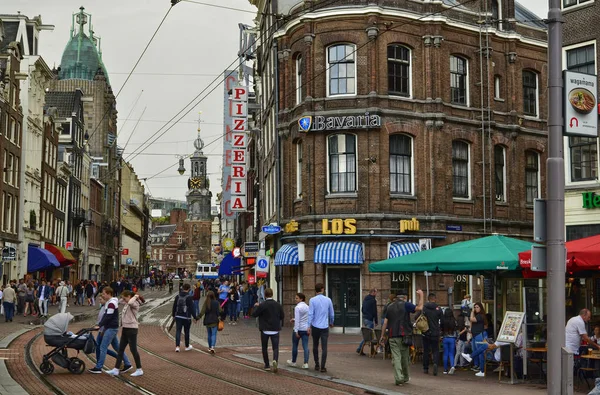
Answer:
[
  {"left": 44, "top": 91, "right": 80, "bottom": 118},
  {"left": 515, "top": 2, "right": 546, "bottom": 29},
  {"left": 150, "top": 225, "right": 177, "bottom": 237},
  {"left": 0, "top": 20, "right": 18, "bottom": 52}
]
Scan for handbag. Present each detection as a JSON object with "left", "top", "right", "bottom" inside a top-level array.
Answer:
[
  {"left": 415, "top": 314, "right": 429, "bottom": 333},
  {"left": 217, "top": 320, "right": 224, "bottom": 332}
]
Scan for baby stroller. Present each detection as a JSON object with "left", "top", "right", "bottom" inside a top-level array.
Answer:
[{"left": 40, "top": 313, "right": 96, "bottom": 375}]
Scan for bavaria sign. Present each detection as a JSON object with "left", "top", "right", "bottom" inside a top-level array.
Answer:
[
  {"left": 298, "top": 113, "right": 381, "bottom": 132},
  {"left": 261, "top": 224, "right": 282, "bottom": 234}
]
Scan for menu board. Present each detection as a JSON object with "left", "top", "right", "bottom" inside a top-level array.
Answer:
[
  {"left": 482, "top": 277, "right": 494, "bottom": 302},
  {"left": 497, "top": 311, "right": 525, "bottom": 343}
]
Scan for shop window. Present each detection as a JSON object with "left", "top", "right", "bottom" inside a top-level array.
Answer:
[
  {"left": 494, "top": 145, "right": 506, "bottom": 202},
  {"left": 567, "top": 224, "right": 600, "bottom": 241},
  {"left": 452, "top": 140, "right": 470, "bottom": 198},
  {"left": 450, "top": 55, "right": 468, "bottom": 105},
  {"left": 525, "top": 150, "right": 539, "bottom": 204},
  {"left": 387, "top": 44, "right": 410, "bottom": 97},
  {"left": 389, "top": 134, "right": 412, "bottom": 194},
  {"left": 569, "top": 136, "right": 597, "bottom": 181},
  {"left": 523, "top": 71, "right": 538, "bottom": 117},
  {"left": 328, "top": 134, "right": 356, "bottom": 193},
  {"left": 453, "top": 274, "right": 469, "bottom": 308},
  {"left": 390, "top": 272, "right": 412, "bottom": 304},
  {"left": 327, "top": 44, "right": 356, "bottom": 96}
]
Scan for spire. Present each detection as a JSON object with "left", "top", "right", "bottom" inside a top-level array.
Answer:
[{"left": 193, "top": 112, "right": 205, "bottom": 153}]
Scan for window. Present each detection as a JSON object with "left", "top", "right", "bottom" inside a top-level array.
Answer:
[
  {"left": 452, "top": 141, "right": 470, "bottom": 198},
  {"left": 566, "top": 44, "right": 595, "bottom": 74},
  {"left": 525, "top": 151, "right": 540, "bottom": 204},
  {"left": 390, "top": 134, "right": 412, "bottom": 194},
  {"left": 453, "top": 275, "right": 470, "bottom": 308},
  {"left": 296, "top": 142, "right": 303, "bottom": 198},
  {"left": 494, "top": 75, "right": 501, "bottom": 99},
  {"left": 450, "top": 56, "right": 468, "bottom": 105},
  {"left": 327, "top": 44, "right": 356, "bottom": 96},
  {"left": 569, "top": 137, "right": 597, "bottom": 181},
  {"left": 328, "top": 134, "right": 356, "bottom": 193},
  {"left": 391, "top": 272, "right": 412, "bottom": 300},
  {"left": 523, "top": 71, "right": 538, "bottom": 117},
  {"left": 563, "top": 0, "right": 592, "bottom": 9},
  {"left": 296, "top": 55, "right": 303, "bottom": 104},
  {"left": 178, "top": 234, "right": 183, "bottom": 244},
  {"left": 388, "top": 45, "right": 410, "bottom": 97},
  {"left": 494, "top": 145, "right": 506, "bottom": 202}
]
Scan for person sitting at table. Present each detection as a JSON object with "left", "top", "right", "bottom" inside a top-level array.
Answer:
[
  {"left": 462, "top": 327, "right": 524, "bottom": 377},
  {"left": 590, "top": 325, "right": 600, "bottom": 344},
  {"left": 566, "top": 309, "right": 599, "bottom": 356}
]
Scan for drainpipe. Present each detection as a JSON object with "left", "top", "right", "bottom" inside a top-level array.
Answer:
[{"left": 274, "top": 39, "right": 283, "bottom": 302}]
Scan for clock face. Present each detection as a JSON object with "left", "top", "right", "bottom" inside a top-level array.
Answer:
[{"left": 190, "top": 177, "right": 202, "bottom": 189}]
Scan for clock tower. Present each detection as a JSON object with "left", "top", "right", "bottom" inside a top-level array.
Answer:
[{"left": 186, "top": 120, "right": 212, "bottom": 221}]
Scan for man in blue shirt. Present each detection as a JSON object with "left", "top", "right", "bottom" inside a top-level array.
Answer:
[
  {"left": 307, "top": 283, "right": 334, "bottom": 373},
  {"left": 218, "top": 280, "right": 230, "bottom": 307}
]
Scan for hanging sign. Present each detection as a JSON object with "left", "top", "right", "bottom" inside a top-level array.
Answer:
[
  {"left": 256, "top": 255, "right": 269, "bottom": 274},
  {"left": 564, "top": 70, "right": 598, "bottom": 137},
  {"left": 230, "top": 84, "right": 249, "bottom": 211}
]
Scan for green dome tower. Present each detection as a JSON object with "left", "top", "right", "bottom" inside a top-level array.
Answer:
[{"left": 58, "top": 6, "right": 110, "bottom": 85}]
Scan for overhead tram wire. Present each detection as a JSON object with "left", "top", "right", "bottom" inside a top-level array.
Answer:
[
  {"left": 86, "top": 4, "right": 175, "bottom": 143},
  {"left": 180, "top": 0, "right": 270, "bottom": 16},
  {"left": 119, "top": 0, "right": 344, "bottom": 166},
  {"left": 116, "top": 90, "right": 144, "bottom": 139},
  {"left": 97, "top": 0, "right": 347, "bottom": 185},
  {"left": 137, "top": 0, "right": 480, "bottom": 187},
  {"left": 122, "top": 106, "right": 147, "bottom": 153}
]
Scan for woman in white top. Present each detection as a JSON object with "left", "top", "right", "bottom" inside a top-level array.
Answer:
[{"left": 287, "top": 293, "right": 310, "bottom": 369}]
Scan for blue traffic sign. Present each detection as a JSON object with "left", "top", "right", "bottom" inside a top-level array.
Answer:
[
  {"left": 262, "top": 225, "right": 282, "bottom": 234},
  {"left": 126, "top": 258, "right": 133, "bottom": 265},
  {"left": 257, "top": 257, "right": 269, "bottom": 269}
]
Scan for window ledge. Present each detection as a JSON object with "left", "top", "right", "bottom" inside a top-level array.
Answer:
[
  {"left": 390, "top": 193, "right": 417, "bottom": 200},
  {"left": 324, "top": 94, "right": 357, "bottom": 100},
  {"left": 325, "top": 193, "right": 358, "bottom": 199},
  {"left": 526, "top": 204, "right": 534, "bottom": 209},
  {"left": 493, "top": 97, "right": 505, "bottom": 102},
  {"left": 294, "top": 198, "right": 303, "bottom": 203},
  {"left": 453, "top": 198, "right": 474, "bottom": 204},
  {"left": 449, "top": 102, "right": 470, "bottom": 109},
  {"left": 566, "top": 181, "right": 600, "bottom": 190},
  {"left": 523, "top": 115, "right": 540, "bottom": 121},
  {"left": 495, "top": 201, "right": 509, "bottom": 206}
]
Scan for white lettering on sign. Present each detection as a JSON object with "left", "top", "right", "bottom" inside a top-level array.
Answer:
[
  {"left": 229, "top": 84, "right": 249, "bottom": 212},
  {"left": 299, "top": 113, "right": 382, "bottom": 132}
]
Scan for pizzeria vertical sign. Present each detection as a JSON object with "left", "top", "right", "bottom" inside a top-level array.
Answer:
[
  {"left": 564, "top": 70, "right": 598, "bottom": 137},
  {"left": 230, "top": 84, "right": 248, "bottom": 211}
]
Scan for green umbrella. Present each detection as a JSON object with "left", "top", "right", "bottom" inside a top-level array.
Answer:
[{"left": 369, "top": 235, "right": 536, "bottom": 273}]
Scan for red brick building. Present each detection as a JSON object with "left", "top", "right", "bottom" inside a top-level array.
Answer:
[{"left": 251, "top": 0, "right": 549, "bottom": 329}]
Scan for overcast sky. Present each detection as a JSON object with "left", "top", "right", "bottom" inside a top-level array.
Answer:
[{"left": 5, "top": 0, "right": 548, "bottom": 204}]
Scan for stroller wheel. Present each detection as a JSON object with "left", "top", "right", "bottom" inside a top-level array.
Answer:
[
  {"left": 68, "top": 358, "right": 85, "bottom": 375},
  {"left": 40, "top": 361, "right": 54, "bottom": 375}
]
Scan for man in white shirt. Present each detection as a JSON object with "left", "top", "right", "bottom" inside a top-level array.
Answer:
[
  {"left": 287, "top": 292, "right": 310, "bottom": 369},
  {"left": 56, "top": 281, "right": 69, "bottom": 314},
  {"left": 565, "top": 309, "right": 599, "bottom": 355}
]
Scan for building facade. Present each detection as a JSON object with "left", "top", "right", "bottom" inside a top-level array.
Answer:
[
  {"left": 250, "top": 0, "right": 549, "bottom": 329},
  {"left": 120, "top": 161, "right": 146, "bottom": 277}
]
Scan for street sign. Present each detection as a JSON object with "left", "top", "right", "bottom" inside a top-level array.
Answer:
[
  {"left": 126, "top": 258, "right": 133, "bottom": 265},
  {"left": 243, "top": 242, "right": 259, "bottom": 257},
  {"left": 256, "top": 255, "right": 269, "bottom": 273},
  {"left": 247, "top": 274, "right": 256, "bottom": 284},
  {"left": 1, "top": 247, "right": 16, "bottom": 261},
  {"left": 564, "top": 70, "right": 598, "bottom": 137},
  {"left": 261, "top": 224, "right": 282, "bottom": 234},
  {"left": 122, "top": 248, "right": 129, "bottom": 255},
  {"left": 65, "top": 241, "right": 73, "bottom": 251}
]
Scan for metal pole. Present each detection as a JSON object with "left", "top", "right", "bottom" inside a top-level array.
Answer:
[{"left": 546, "top": 0, "right": 565, "bottom": 393}]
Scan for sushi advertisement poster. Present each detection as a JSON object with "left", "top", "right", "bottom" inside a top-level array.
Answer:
[
  {"left": 564, "top": 70, "right": 598, "bottom": 137},
  {"left": 497, "top": 311, "right": 525, "bottom": 344}
]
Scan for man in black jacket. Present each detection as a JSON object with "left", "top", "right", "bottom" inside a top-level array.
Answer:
[
  {"left": 357, "top": 288, "right": 378, "bottom": 355},
  {"left": 421, "top": 292, "right": 443, "bottom": 376},
  {"left": 252, "top": 288, "right": 284, "bottom": 373}
]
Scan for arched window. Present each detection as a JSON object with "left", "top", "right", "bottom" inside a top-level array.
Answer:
[
  {"left": 388, "top": 45, "right": 411, "bottom": 97},
  {"left": 452, "top": 140, "right": 470, "bottom": 198},
  {"left": 328, "top": 134, "right": 356, "bottom": 193},
  {"left": 494, "top": 145, "right": 506, "bottom": 202},
  {"left": 525, "top": 150, "right": 540, "bottom": 203},
  {"left": 296, "top": 55, "right": 303, "bottom": 104},
  {"left": 523, "top": 71, "right": 538, "bottom": 117},
  {"left": 327, "top": 44, "right": 356, "bottom": 96},
  {"left": 390, "top": 134, "right": 412, "bottom": 194}
]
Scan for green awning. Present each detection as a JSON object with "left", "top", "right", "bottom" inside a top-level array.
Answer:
[{"left": 369, "top": 235, "right": 537, "bottom": 273}]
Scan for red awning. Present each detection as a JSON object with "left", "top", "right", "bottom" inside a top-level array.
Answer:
[
  {"left": 45, "top": 244, "right": 77, "bottom": 268},
  {"left": 519, "top": 234, "right": 600, "bottom": 276}
]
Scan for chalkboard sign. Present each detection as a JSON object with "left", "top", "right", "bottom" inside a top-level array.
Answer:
[{"left": 483, "top": 277, "right": 494, "bottom": 302}]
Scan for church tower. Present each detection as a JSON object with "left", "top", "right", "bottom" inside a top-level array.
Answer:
[{"left": 183, "top": 117, "right": 213, "bottom": 267}]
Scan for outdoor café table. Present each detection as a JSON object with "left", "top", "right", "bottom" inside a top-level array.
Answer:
[
  {"left": 579, "top": 354, "right": 600, "bottom": 387},
  {"left": 525, "top": 347, "right": 547, "bottom": 382}
]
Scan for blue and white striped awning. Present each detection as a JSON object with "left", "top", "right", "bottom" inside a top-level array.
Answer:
[
  {"left": 274, "top": 243, "right": 299, "bottom": 266},
  {"left": 314, "top": 241, "right": 364, "bottom": 265},
  {"left": 389, "top": 242, "right": 420, "bottom": 259}
]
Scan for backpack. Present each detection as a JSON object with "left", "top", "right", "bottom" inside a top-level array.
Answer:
[
  {"left": 176, "top": 295, "right": 189, "bottom": 316},
  {"left": 415, "top": 313, "right": 429, "bottom": 333}
]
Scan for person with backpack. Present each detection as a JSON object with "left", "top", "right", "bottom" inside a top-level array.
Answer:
[
  {"left": 419, "top": 293, "right": 443, "bottom": 375},
  {"left": 252, "top": 288, "right": 285, "bottom": 373},
  {"left": 172, "top": 283, "right": 198, "bottom": 352}
]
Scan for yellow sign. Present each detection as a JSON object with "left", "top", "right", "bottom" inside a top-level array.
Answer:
[
  {"left": 223, "top": 238, "right": 235, "bottom": 251},
  {"left": 284, "top": 220, "right": 299, "bottom": 233},
  {"left": 399, "top": 218, "right": 420, "bottom": 233},
  {"left": 322, "top": 219, "right": 357, "bottom": 235}
]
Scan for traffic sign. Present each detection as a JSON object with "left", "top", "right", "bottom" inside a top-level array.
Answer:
[
  {"left": 122, "top": 248, "right": 129, "bottom": 255},
  {"left": 126, "top": 258, "right": 133, "bottom": 265},
  {"left": 261, "top": 224, "right": 282, "bottom": 234},
  {"left": 256, "top": 255, "right": 269, "bottom": 273}
]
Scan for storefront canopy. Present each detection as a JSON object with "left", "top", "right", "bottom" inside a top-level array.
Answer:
[
  {"left": 274, "top": 243, "right": 299, "bottom": 266},
  {"left": 370, "top": 235, "right": 536, "bottom": 273},
  {"left": 45, "top": 243, "right": 77, "bottom": 268},
  {"left": 519, "top": 234, "right": 600, "bottom": 275},
  {"left": 315, "top": 241, "right": 364, "bottom": 265},
  {"left": 389, "top": 242, "right": 420, "bottom": 259},
  {"left": 27, "top": 244, "right": 60, "bottom": 273}
]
